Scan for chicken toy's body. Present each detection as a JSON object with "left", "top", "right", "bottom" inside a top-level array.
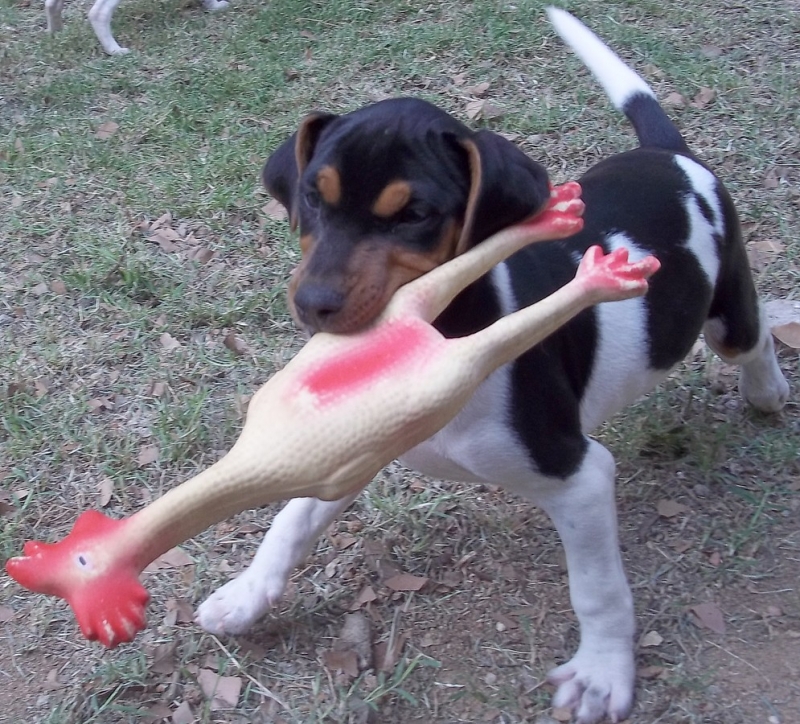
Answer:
[{"left": 5, "top": 183, "right": 660, "bottom": 647}]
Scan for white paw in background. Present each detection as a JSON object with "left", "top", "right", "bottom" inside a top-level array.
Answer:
[
  {"left": 547, "top": 647, "right": 635, "bottom": 724},
  {"left": 202, "top": 0, "right": 230, "bottom": 12},
  {"left": 195, "top": 572, "right": 284, "bottom": 636}
]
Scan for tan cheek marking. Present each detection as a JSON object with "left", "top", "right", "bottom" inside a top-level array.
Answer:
[
  {"left": 299, "top": 234, "right": 315, "bottom": 255},
  {"left": 316, "top": 166, "right": 341, "bottom": 206},
  {"left": 371, "top": 180, "right": 412, "bottom": 218}
]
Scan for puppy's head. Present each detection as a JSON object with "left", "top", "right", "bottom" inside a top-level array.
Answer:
[{"left": 263, "top": 98, "right": 550, "bottom": 334}]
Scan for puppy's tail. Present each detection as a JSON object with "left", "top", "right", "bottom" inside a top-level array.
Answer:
[{"left": 547, "top": 7, "right": 689, "bottom": 154}]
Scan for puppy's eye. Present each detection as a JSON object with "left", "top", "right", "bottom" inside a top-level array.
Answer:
[
  {"left": 304, "top": 190, "right": 321, "bottom": 209},
  {"left": 396, "top": 205, "right": 429, "bottom": 225}
]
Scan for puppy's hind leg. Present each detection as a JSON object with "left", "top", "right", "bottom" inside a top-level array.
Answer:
[
  {"left": 196, "top": 492, "right": 360, "bottom": 636},
  {"left": 521, "top": 440, "right": 636, "bottom": 724},
  {"left": 88, "top": 0, "right": 129, "bottom": 55},
  {"left": 705, "top": 307, "right": 789, "bottom": 413},
  {"left": 44, "top": 0, "right": 65, "bottom": 33},
  {"left": 703, "top": 251, "right": 789, "bottom": 413}
]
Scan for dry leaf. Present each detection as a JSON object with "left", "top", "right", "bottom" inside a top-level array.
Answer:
[
  {"left": 350, "top": 585, "right": 377, "bottom": 610},
  {"left": 88, "top": 396, "right": 115, "bottom": 412},
  {"left": 663, "top": 92, "right": 687, "bottom": 108},
  {"left": 186, "top": 246, "right": 216, "bottom": 264},
  {"left": 464, "top": 99, "right": 503, "bottom": 120},
  {"left": 95, "top": 121, "right": 120, "bottom": 140},
  {"left": 262, "top": 198, "right": 288, "bottom": 220},
  {"left": 223, "top": 333, "right": 253, "bottom": 356},
  {"left": 552, "top": 707, "right": 573, "bottom": 722},
  {"left": 160, "top": 332, "right": 181, "bottom": 350},
  {"left": 0, "top": 605, "right": 14, "bottom": 623},
  {"left": 640, "top": 630, "right": 663, "bottom": 647},
  {"left": 764, "top": 299, "right": 800, "bottom": 347},
  {"left": 197, "top": 670, "right": 242, "bottom": 709},
  {"left": 172, "top": 700, "right": 194, "bottom": 724},
  {"left": 49, "top": 279, "right": 67, "bottom": 294},
  {"left": 467, "top": 81, "right": 490, "bottom": 96},
  {"left": 700, "top": 44, "right": 724, "bottom": 58},
  {"left": 465, "top": 99, "right": 484, "bottom": 120},
  {"left": 33, "top": 379, "right": 49, "bottom": 398},
  {"left": 772, "top": 322, "right": 800, "bottom": 349},
  {"left": 137, "top": 443, "right": 160, "bottom": 466},
  {"left": 143, "top": 702, "right": 172, "bottom": 721},
  {"left": 30, "top": 282, "right": 49, "bottom": 296},
  {"left": 150, "top": 641, "right": 178, "bottom": 674},
  {"left": 691, "top": 87, "right": 716, "bottom": 109},
  {"left": 689, "top": 602, "right": 726, "bottom": 634},
  {"left": 374, "top": 632, "right": 407, "bottom": 672},
  {"left": 384, "top": 572, "right": 428, "bottom": 592},
  {"left": 638, "top": 665, "right": 666, "bottom": 679},
  {"left": 44, "top": 668, "right": 66, "bottom": 690},
  {"left": 98, "top": 476, "right": 114, "bottom": 506},
  {"left": 165, "top": 597, "right": 195, "bottom": 623},
  {"left": 657, "top": 499, "right": 687, "bottom": 518},
  {"left": 151, "top": 212, "right": 172, "bottom": 229},
  {"left": 763, "top": 168, "right": 780, "bottom": 189},
  {"left": 750, "top": 239, "right": 785, "bottom": 254},
  {"left": 149, "top": 381, "right": 167, "bottom": 397},
  {"left": 322, "top": 648, "right": 360, "bottom": 677},
  {"left": 146, "top": 547, "right": 194, "bottom": 570}
]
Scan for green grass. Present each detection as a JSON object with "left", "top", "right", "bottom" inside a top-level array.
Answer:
[{"left": 1, "top": 0, "right": 798, "bottom": 722}]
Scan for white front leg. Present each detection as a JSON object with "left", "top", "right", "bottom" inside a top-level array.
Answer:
[
  {"left": 525, "top": 440, "right": 635, "bottom": 724},
  {"left": 196, "top": 493, "right": 359, "bottom": 635}
]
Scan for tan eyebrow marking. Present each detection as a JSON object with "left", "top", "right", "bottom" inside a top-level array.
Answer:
[
  {"left": 316, "top": 166, "right": 341, "bottom": 205},
  {"left": 371, "top": 180, "right": 412, "bottom": 218}
]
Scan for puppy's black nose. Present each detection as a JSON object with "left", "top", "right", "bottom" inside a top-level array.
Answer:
[{"left": 293, "top": 283, "right": 345, "bottom": 331}]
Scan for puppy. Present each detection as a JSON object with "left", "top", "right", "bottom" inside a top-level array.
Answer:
[
  {"left": 197, "top": 9, "right": 789, "bottom": 723},
  {"left": 43, "top": 0, "right": 229, "bottom": 56}
]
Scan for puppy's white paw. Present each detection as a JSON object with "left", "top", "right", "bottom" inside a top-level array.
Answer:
[
  {"left": 196, "top": 573, "right": 284, "bottom": 636},
  {"left": 741, "top": 369, "right": 790, "bottom": 413},
  {"left": 202, "top": 0, "right": 230, "bottom": 12},
  {"left": 548, "top": 648, "right": 635, "bottom": 724}
]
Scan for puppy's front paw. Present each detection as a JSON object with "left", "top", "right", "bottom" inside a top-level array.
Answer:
[
  {"left": 196, "top": 573, "right": 284, "bottom": 636},
  {"left": 547, "top": 647, "right": 635, "bottom": 724}
]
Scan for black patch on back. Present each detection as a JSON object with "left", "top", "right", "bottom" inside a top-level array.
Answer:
[{"left": 578, "top": 149, "right": 715, "bottom": 369}]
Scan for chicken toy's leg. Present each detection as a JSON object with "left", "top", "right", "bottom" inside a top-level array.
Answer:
[{"left": 5, "top": 183, "right": 660, "bottom": 648}]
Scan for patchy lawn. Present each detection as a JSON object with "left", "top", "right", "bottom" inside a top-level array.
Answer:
[{"left": 1, "top": 0, "right": 798, "bottom": 722}]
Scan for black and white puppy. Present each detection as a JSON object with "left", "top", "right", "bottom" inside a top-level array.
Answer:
[{"left": 197, "top": 9, "right": 789, "bottom": 723}]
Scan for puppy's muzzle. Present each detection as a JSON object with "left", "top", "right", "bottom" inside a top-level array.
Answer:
[{"left": 291, "top": 281, "right": 346, "bottom": 332}]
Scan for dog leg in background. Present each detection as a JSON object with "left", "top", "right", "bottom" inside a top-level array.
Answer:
[
  {"left": 527, "top": 440, "right": 635, "bottom": 724},
  {"left": 44, "top": 0, "right": 64, "bottom": 32},
  {"left": 196, "top": 493, "right": 359, "bottom": 635},
  {"left": 201, "top": 0, "right": 230, "bottom": 11},
  {"left": 87, "top": 0, "right": 128, "bottom": 55}
]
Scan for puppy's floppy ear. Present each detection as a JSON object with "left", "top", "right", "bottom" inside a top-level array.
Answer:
[
  {"left": 456, "top": 130, "right": 551, "bottom": 253},
  {"left": 261, "top": 112, "right": 337, "bottom": 231}
]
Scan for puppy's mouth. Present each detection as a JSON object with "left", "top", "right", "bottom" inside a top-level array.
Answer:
[{"left": 289, "top": 280, "right": 392, "bottom": 336}]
